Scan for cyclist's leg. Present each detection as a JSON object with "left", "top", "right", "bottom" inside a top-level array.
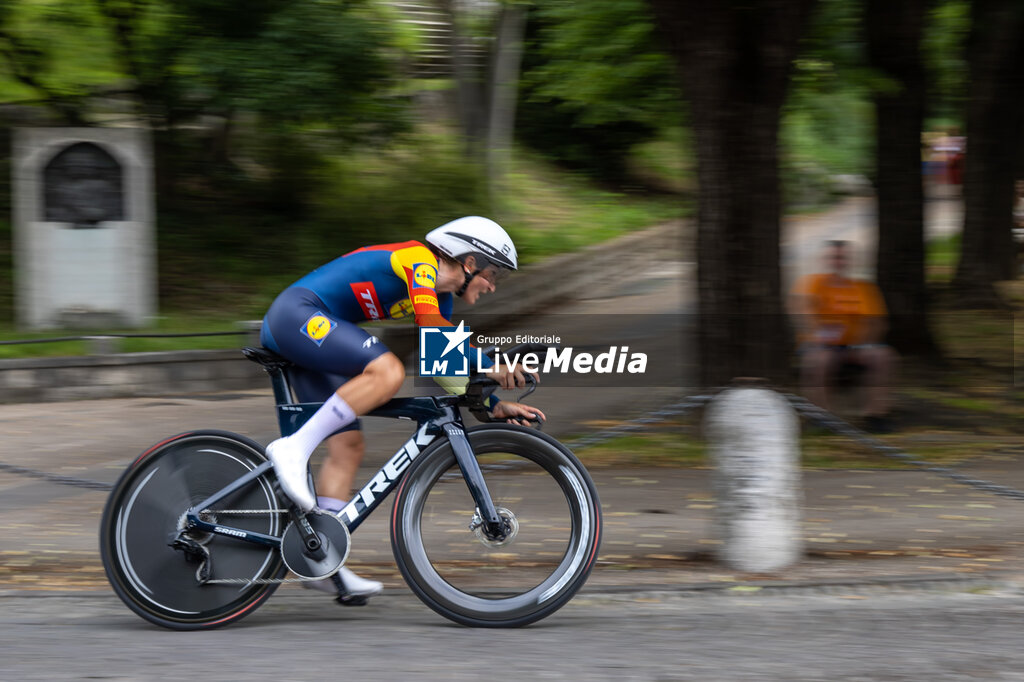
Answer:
[
  {"left": 283, "top": 371, "right": 384, "bottom": 597},
  {"left": 269, "top": 353, "right": 404, "bottom": 509},
  {"left": 263, "top": 288, "right": 405, "bottom": 510},
  {"left": 849, "top": 344, "right": 897, "bottom": 418},
  {"left": 317, "top": 430, "right": 366, "bottom": 503}
]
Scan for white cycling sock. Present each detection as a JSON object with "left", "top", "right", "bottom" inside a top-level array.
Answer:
[
  {"left": 279, "top": 393, "right": 356, "bottom": 463},
  {"left": 316, "top": 495, "right": 347, "bottom": 513}
]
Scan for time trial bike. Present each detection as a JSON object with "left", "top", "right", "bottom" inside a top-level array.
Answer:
[{"left": 99, "top": 343, "right": 602, "bottom": 630}]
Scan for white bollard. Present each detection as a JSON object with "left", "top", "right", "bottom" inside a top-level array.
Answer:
[{"left": 704, "top": 385, "right": 803, "bottom": 572}]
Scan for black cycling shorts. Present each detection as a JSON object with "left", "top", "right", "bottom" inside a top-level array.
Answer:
[{"left": 261, "top": 287, "right": 390, "bottom": 429}]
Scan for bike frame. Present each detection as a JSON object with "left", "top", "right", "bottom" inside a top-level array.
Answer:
[{"left": 183, "top": 362, "right": 507, "bottom": 548}]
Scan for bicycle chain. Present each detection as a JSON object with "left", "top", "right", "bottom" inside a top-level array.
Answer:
[
  {"left": 205, "top": 576, "right": 320, "bottom": 585},
  {"left": 192, "top": 508, "right": 330, "bottom": 585}
]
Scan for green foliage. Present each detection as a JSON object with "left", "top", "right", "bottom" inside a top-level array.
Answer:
[
  {"left": 1, "top": 0, "right": 407, "bottom": 136},
  {"left": 308, "top": 132, "right": 490, "bottom": 262},
  {"left": 927, "top": 233, "right": 962, "bottom": 269},
  {"left": 180, "top": 1, "right": 405, "bottom": 134},
  {"left": 517, "top": 0, "right": 681, "bottom": 183},
  {"left": 0, "top": 2, "right": 121, "bottom": 106},
  {"left": 780, "top": 0, "right": 875, "bottom": 208},
  {"left": 922, "top": 0, "right": 970, "bottom": 126}
]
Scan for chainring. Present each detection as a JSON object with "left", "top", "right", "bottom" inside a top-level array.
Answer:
[{"left": 280, "top": 513, "right": 351, "bottom": 580}]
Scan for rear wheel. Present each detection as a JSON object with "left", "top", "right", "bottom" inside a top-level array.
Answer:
[
  {"left": 100, "top": 431, "right": 286, "bottom": 630},
  {"left": 391, "top": 425, "right": 602, "bottom": 627}
]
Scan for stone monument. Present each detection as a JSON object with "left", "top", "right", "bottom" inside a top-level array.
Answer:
[{"left": 13, "top": 128, "right": 156, "bottom": 329}]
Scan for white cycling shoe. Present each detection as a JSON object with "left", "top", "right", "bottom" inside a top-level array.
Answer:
[
  {"left": 303, "top": 567, "right": 383, "bottom": 598},
  {"left": 266, "top": 439, "right": 316, "bottom": 512}
]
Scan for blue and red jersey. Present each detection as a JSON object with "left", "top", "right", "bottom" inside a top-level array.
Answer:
[{"left": 292, "top": 240, "right": 454, "bottom": 325}]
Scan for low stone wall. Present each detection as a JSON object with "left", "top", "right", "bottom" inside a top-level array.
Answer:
[
  {"left": 0, "top": 220, "right": 686, "bottom": 403},
  {"left": 0, "top": 350, "right": 266, "bottom": 403}
]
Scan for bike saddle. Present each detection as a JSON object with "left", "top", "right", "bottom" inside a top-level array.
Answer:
[{"left": 242, "top": 346, "right": 294, "bottom": 371}]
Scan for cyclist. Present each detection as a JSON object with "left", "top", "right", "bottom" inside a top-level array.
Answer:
[{"left": 260, "top": 216, "right": 544, "bottom": 598}]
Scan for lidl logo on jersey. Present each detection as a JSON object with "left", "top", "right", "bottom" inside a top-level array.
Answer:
[
  {"left": 413, "top": 263, "right": 437, "bottom": 289},
  {"left": 301, "top": 312, "right": 337, "bottom": 346},
  {"left": 419, "top": 320, "right": 473, "bottom": 376}
]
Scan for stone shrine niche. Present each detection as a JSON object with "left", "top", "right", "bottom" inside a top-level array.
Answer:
[
  {"left": 13, "top": 127, "right": 156, "bottom": 329},
  {"left": 43, "top": 141, "right": 125, "bottom": 227}
]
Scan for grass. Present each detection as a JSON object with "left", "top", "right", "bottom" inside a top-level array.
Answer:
[
  {"left": 572, "top": 416, "right": 1023, "bottom": 472},
  {"left": 0, "top": 314, "right": 255, "bottom": 359},
  {"left": 502, "top": 148, "right": 687, "bottom": 263},
  {"left": 626, "top": 126, "right": 695, "bottom": 194},
  {"left": 570, "top": 428, "right": 706, "bottom": 469}
]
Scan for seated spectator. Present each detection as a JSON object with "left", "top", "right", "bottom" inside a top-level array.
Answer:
[{"left": 790, "top": 240, "right": 898, "bottom": 432}]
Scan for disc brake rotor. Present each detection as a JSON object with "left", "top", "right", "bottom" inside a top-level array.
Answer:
[{"left": 470, "top": 506, "right": 519, "bottom": 548}]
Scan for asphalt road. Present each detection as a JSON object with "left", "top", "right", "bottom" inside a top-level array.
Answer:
[{"left": 4, "top": 587, "right": 1024, "bottom": 681}]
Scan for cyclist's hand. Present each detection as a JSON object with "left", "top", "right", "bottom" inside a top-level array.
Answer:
[
  {"left": 491, "top": 401, "right": 545, "bottom": 426},
  {"left": 490, "top": 364, "right": 538, "bottom": 391}
]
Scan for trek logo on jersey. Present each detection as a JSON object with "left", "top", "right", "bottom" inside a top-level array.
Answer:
[
  {"left": 350, "top": 281, "right": 383, "bottom": 320},
  {"left": 412, "top": 263, "right": 437, "bottom": 289},
  {"left": 301, "top": 313, "right": 337, "bottom": 346},
  {"left": 419, "top": 320, "right": 472, "bottom": 376}
]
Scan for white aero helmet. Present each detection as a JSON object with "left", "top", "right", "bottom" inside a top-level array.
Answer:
[{"left": 424, "top": 216, "right": 518, "bottom": 271}]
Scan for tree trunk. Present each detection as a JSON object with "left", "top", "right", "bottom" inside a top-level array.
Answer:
[
  {"left": 440, "top": 0, "right": 488, "bottom": 163},
  {"left": 486, "top": 5, "right": 527, "bottom": 199},
  {"left": 649, "top": 0, "right": 815, "bottom": 387},
  {"left": 953, "top": 0, "right": 1024, "bottom": 302},
  {"left": 865, "top": 0, "right": 939, "bottom": 356}
]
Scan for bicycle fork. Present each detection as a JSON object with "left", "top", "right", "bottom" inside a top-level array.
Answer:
[{"left": 442, "top": 423, "right": 508, "bottom": 542}]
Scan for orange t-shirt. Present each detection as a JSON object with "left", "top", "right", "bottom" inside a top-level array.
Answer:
[{"left": 794, "top": 274, "right": 887, "bottom": 346}]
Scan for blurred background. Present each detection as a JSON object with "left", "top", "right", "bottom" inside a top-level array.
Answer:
[
  {"left": 0, "top": 0, "right": 1019, "bottom": 398},
  {"left": 1, "top": 4, "right": 1023, "bottom": 675}
]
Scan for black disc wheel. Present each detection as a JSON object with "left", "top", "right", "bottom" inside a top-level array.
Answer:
[
  {"left": 391, "top": 424, "right": 602, "bottom": 627},
  {"left": 100, "top": 431, "right": 286, "bottom": 630}
]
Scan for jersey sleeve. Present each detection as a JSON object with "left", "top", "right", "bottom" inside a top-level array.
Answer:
[
  {"left": 389, "top": 245, "right": 449, "bottom": 327},
  {"left": 390, "top": 244, "right": 495, "bottom": 374}
]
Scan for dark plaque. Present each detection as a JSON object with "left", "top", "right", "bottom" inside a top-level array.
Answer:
[{"left": 43, "top": 142, "right": 125, "bottom": 227}]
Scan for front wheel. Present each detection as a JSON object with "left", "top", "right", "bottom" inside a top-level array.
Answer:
[
  {"left": 390, "top": 424, "right": 602, "bottom": 627},
  {"left": 100, "top": 431, "right": 287, "bottom": 630}
]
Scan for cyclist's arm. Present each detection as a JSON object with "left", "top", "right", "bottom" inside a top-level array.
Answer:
[{"left": 390, "top": 249, "right": 501, "bottom": 406}]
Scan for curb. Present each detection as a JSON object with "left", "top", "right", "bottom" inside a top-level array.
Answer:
[
  {"left": 2, "top": 572, "right": 1019, "bottom": 602},
  {"left": 580, "top": 573, "right": 1020, "bottom": 598}
]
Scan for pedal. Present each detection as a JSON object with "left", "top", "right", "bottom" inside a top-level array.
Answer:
[{"left": 336, "top": 594, "right": 369, "bottom": 607}]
